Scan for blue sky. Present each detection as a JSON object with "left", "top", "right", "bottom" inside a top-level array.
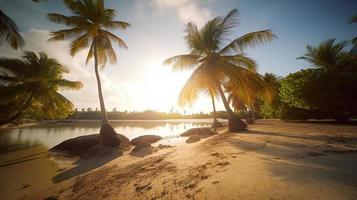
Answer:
[{"left": 0, "top": 0, "right": 356, "bottom": 113}]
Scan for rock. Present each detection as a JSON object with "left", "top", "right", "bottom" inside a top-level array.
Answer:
[
  {"left": 130, "top": 135, "right": 163, "bottom": 145},
  {"left": 180, "top": 128, "right": 216, "bottom": 137},
  {"left": 132, "top": 142, "right": 152, "bottom": 152},
  {"left": 228, "top": 113, "right": 247, "bottom": 131},
  {"left": 51, "top": 134, "right": 100, "bottom": 156},
  {"left": 186, "top": 135, "right": 201, "bottom": 143},
  {"left": 131, "top": 142, "right": 154, "bottom": 157},
  {"left": 51, "top": 133, "right": 130, "bottom": 156}
]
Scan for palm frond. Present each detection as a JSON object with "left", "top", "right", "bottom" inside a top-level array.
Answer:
[
  {"left": 100, "top": 29, "right": 128, "bottom": 49},
  {"left": 219, "top": 30, "right": 276, "bottom": 55},
  {"left": 220, "top": 54, "right": 258, "bottom": 72},
  {"left": 163, "top": 54, "right": 201, "bottom": 71},
  {"left": 70, "top": 34, "right": 90, "bottom": 56},
  {"left": 178, "top": 65, "right": 212, "bottom": 106},
  {"left": 0, "top": 9, "right": 24, "bottom": 49}
]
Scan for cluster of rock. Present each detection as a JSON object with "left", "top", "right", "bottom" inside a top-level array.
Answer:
[
  {"left": 50, "top": 133, "right": 164, "bottom": 158},
  {"left": 50, "top": 127, "right": 216, "bottom": 158}
]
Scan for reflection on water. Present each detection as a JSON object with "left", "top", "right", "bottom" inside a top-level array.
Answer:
[{"left": 0, "top": 119, "right": 218, "bottom": 153}]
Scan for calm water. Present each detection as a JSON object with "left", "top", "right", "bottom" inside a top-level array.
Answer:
[{"left": 0, "top": 119, "right": 219, "bottom": 153}]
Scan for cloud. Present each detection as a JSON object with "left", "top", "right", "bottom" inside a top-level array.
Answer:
[
  {"left": 155, "top": 0, "right": 212, "bottom": 27},
  {"left": 0, "top": 28, "right": 132, "bottom": 110}
]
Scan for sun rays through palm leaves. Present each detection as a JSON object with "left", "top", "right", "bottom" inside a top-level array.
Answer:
[{"left": 164, "top": 8, "right": 276, "bottom": 131}]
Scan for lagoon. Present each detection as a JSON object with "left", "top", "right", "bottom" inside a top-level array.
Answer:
[{"left": 0, "top": 119, "right": 221, "bottom": 153}]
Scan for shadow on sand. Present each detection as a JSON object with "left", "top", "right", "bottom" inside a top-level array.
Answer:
[
  {"left": 52, "top": 149, "right": 123, "bottom": 183},
  {"left": 217, "top": 128, "right": 357, "bottom": 187}
]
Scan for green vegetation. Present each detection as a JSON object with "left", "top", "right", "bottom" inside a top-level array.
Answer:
[
  {"left": 0, "top": 51, "right": 82, "bottom": 124},
  {"left": 258, "top": 39, "right": 357, "bottom": 121},
  {"left": 164, "top": 9, "right": 275, "bottom": 131},
  {"left": 48, "top": 0, "right": 130, "bottom": 146}
]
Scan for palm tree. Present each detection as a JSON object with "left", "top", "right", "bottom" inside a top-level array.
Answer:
[
  {"left": 164, "top": 9, "right": 275, "bottom": 131},
  {"left": 0, "top": 51, "right": 82, "bottom": 125},
  {"left": 298, "top": 39, "right": 354, "bottom": 71},
  {"left": 48, "top": 0, "right": 130, "bottom": 146},
  {"left": 0, "top": 9, "right": 24, "bottom": 49}
]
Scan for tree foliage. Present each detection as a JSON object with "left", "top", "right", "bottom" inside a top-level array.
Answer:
[
  {"left": 279, "top": 39, "right": 357, "bottom": 120},
  {"left": 0, "top": 51, "right": 82, "bottom": 123}
]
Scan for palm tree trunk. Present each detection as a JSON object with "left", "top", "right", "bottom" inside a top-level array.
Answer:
[
  {"left": 0, "top": 91, "right": 34, "bottom": 125},
  {"left": 210, "top": 91, "right": 222, "bottom": 128},
  {"left": 217, "top": 84, "right": 247, "bottom": 131},
  {"left": 93, "top": 38, "right": 119, "bottom": 147},
  {"left": 93, "top": 39, "right": 109, "bottom": 125}
]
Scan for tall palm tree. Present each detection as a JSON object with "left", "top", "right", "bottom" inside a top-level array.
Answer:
[
  {"left": 0, "top": 51, "right": 82, "bottom": 125},
  {"left": 48, "top": 0, "right": 130, "bottom": 146},
  {"left": 164, "top": 9, "right": 275, "bottom": 131},
  {"left": 0, "top": 9, "right": 24, "bottom": 49}
]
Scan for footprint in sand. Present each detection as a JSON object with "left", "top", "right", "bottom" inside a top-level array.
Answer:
[
  {"left": 134, "top": 182, "right": 151, "bottom": 192},
  {"left": 216, "top": 161, "right": 230, "bottom": 167}
]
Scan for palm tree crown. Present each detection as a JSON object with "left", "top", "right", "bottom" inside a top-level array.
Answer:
[
  {"left": 164, "top": 9, "right": 276, "bottom": 131},
  {"left": 48, "top": 0, "right": 130, "bottom": 66},
  {"left": 0, "top": 51, "right": 82, "bottom": 123}
]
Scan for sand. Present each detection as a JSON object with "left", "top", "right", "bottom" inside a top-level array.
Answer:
[{"left": 1, "top": 119, "right": 357, "bottom": 200}]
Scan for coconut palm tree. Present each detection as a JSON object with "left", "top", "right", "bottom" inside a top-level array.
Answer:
[
  {"left": 48, "top": 0, "right": 130, "bottom": 146},
  {"left": 298, "top": 39, "right": 355, "bottom": 71},
  {"left": 0, "top": 9, "right": 24, "bottom": 49},
  {"left": 0, "top": 51, "right": 82, "bottom": 125},
  {"left": 164, "top": 9, "right": 275, "bottom": 131}
]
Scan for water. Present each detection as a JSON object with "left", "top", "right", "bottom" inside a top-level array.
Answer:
[{"left": 0, "top": 119, "right": 219, "bottom": 153}]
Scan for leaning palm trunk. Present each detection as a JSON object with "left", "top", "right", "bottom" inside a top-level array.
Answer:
[
  {"left": 0, "top": 91, "right": 34, "bottom": 125},
  {"left": 217, "top": 85, "right": 247, "bottom": 131},
  {"left": 93, "top": 39, "right": 119, "bottom": 147},
  {"left": 210, "top": 92, "right": 222, "bottom": 128}
]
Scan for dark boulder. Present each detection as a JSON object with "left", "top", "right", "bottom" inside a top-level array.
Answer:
[
  {"left": 180, "top": 128, "right": 217, "bottom": 144},
  {"left": 130, "top": 135, "right": 163, "bottom": 145},
  {"left": 132, "top": 142, "right": 152, "bottom": 152},
  {"left": 51, "top": 133, "right": 131, "bottom": 157},
  {"left": 180, "top": 127, "right": 216, "bottom": 137},
  {"left": 185, "top": 135, "right": 202, "bottom": 143},
  {"left": 51, "top": 134, "right": 100, "bottom": 156}
]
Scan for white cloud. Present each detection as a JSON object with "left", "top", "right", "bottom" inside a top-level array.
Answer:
[{"left": 155, "top": 0, "right": 212, "bottom": 27}]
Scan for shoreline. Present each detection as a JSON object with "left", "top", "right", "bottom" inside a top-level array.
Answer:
[{"left": 1, "top": 119, "right": 357, "bottom": 199}]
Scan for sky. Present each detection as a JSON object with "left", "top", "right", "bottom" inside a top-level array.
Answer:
[{"left": 0, "top": 0, "right": 356, "bottom": 113}]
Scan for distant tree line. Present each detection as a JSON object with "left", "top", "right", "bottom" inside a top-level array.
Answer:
[{"left": 67, "top": 109, "right": 232, "bottom": 120}]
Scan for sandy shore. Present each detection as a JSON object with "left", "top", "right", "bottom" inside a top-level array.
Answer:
[{"left": 1, "top": 119, "right": 357, "bottom": 200}]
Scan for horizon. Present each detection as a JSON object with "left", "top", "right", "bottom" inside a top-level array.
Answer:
[{"left": 0, "top": 0, "right": 356, "bottom": 113}]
